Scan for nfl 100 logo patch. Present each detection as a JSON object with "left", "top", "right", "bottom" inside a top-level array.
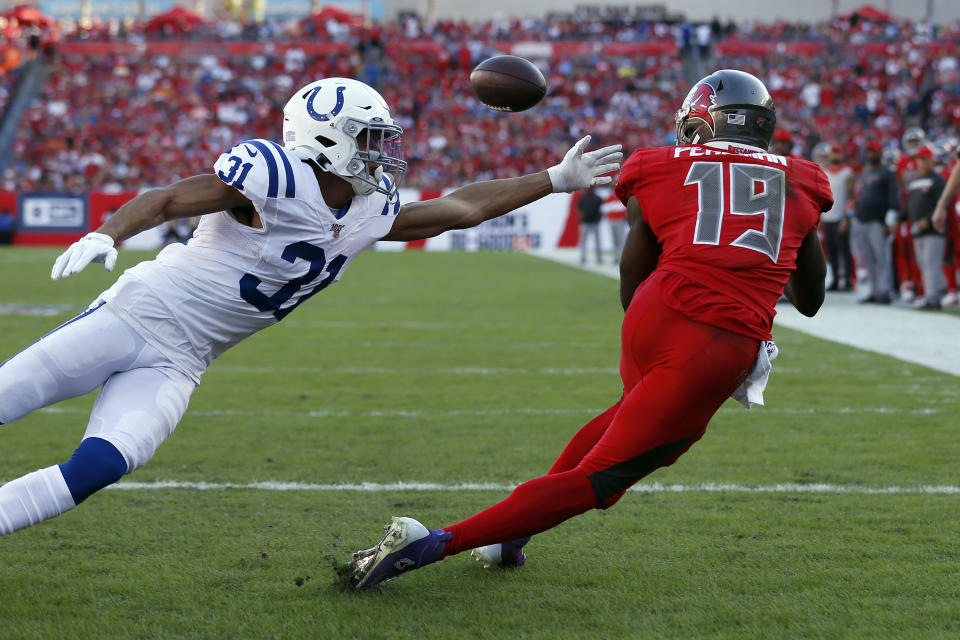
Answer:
[{"left": 330, "top": 223, "right": 345, "bottom": 239}]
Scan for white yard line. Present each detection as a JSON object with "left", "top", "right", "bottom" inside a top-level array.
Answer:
[
  {"left": 38, "top": 405, "right": 948, "bottom": 418},
  {"left": 106, "top": 480, "right": 960, "bottom": 495},
  {"left": 215, "top": 366, "right": 619, "bottom": 375},
  {"left": 532, "top": 249, "right": 960, "bottom": 377}
]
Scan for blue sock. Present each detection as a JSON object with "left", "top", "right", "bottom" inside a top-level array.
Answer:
[{"left": 58, "top": 437, "right": 128, "bottom": 504}]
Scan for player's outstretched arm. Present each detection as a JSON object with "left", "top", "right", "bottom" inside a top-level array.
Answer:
[
  {"left": 619, "top": 197, "right": 661, "bottom": 310},
  {"left": 51, "top": 174, "right": 251, "bottom": 280},
  {"left": 383, "top": 136, "right": 622, "bottom": 242},
  {"left": 783, "top": 229, "right": 827, "bottom": 317}
]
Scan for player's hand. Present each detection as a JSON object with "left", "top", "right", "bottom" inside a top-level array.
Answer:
[
  {"left": 547, "top": 135, "right": 624, "bottom": 193},
  {"left": 932, "top": 203, "right": 948, "bottom": 233},
  {"left": 51, "top": 232, "right": 118, "bottom": 280}
]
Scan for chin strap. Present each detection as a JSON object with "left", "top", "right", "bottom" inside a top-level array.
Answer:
[{"left": 347, "top": 165, "right": 384, "bottom": 197}]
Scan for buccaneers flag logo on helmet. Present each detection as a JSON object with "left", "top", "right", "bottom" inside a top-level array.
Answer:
[{"left": 682, "top": 82, "right": 718, "bottom": 133}]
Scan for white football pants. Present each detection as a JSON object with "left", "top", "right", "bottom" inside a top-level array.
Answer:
[{"left": 0, "top": 302, "right": 195, "bottom": 473}]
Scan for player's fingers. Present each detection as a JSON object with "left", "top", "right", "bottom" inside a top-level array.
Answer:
[
  {"left": 50, "top": 250, "right": 71, "bottom": 280},
  {"left": 593, "top": 152, "right": 624, "bottom": 167},
  {"left": 104, "top": 249, "right": 118, "bottom": 272},
  {"left": 584, "top": 150, "right": 623, "bottom": 168},
  {"left": 595, "top": 163, "right": 621, "bottom": 176},
  {"left": 573, "top": 135, "right": 591, "bottom": 154},
  {"left": 591, "top": 176, "right": 613, "bottom": 186},
  {"left": 584, "top": 145, "right": 622, "bottom": 158},
  {"left": 64, "top": 247, "right": 92, "bottom": 277},
  {"left": 591, "top": 144, "right": 623, "bottom": 157}
]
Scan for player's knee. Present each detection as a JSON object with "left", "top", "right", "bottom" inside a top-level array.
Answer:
[
  {"left": 596, "top": 488, "right": 628, "bottom": 510},
  {"left": 58, "top": 437, "right": 128, "bottom": 504},
  {"left": 588, "top": 469, "right": 634, "bottom": 509},
  {"left": 586, "top": 432, "right": 704, "bottom": 508}
]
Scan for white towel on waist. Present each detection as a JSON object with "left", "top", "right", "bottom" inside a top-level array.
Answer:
[{"left": 731, "top": 340, "right": 778, "bottom": 409}]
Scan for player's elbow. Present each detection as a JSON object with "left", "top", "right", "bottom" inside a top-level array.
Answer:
[
  {"left": 794, "top": 293, "right": 823, "bottom": 317},
  {"left": 790, "top": 277, "right": 825, "bottom": 317},
  {"left": 449, "top": 203, "right": 486, "bottom": 231}
]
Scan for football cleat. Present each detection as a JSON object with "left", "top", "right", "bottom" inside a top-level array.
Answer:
[
  {"left": 470, "top": 537, "right": 530, "bottom": 569},
  {"left": 348, "top": 517, "right": 450, "bottom": 590}
]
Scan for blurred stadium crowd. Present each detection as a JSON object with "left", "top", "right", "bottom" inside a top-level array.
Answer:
[
  {"left": 1, "top": 5, "right": 959, "bottom": 305},
  {"left": 2, "top": 7, "right": 959, "bottom": 191}
]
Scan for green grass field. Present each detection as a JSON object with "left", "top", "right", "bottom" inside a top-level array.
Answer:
[{"left": 0, "top": 247, "right": 957, "bottom": 640}]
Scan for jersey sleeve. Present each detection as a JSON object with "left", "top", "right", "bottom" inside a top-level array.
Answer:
[
  {"left": 813, "top": 164, "right": 835, "bottom": 214},
  {"left": 615, "top": 150, "right": 645, "bottom": 206},
  {"left": 214, "top": 139, "right": 298, "bottom": 212}
]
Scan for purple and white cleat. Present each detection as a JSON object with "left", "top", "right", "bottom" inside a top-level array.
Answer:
[
  {"left": 470, "top": 537, "right": 530, "bottom": 568},
  {"left": 349, "top": 516, "right": 451, "bottom": 589}
]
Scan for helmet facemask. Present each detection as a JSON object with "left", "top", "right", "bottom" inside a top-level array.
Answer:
[{"left": 340, "top": 118, "right": 406, "bottom": 198}]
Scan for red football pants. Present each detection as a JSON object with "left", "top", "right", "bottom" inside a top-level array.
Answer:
[
  {"left": 442, "top": 277, "right": 759, "bottom": 555},
  {"left": 893, "top": 224, "right": 923, "bottom": 293}
]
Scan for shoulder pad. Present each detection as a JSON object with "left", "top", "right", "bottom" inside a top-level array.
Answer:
[
  {"left": 614, "top": 149, "right": 645, "bottom": 206},
  {"left": 214, "top": 139, "right": 299, "bottom": 209}
]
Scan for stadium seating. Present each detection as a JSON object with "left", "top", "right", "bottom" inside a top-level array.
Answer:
[{"left": 4, "top": 12, "right": 960, "bottom": 191}]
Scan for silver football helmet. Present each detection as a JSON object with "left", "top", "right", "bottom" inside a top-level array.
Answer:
[
  {"left": 283, "top": 78, "right": 406, "bottom": 199},
  {"left": 901, "top": 127, "right": 927, "bottom": 156}
]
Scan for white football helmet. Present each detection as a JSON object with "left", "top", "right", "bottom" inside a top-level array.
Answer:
[
  {"left": 283, "top": 78, "right": 406, "bottom": 199},
  {"left": 812, "top": 141, "right": 832, "bottom": 166},
  {"left": 901, "top": 127, "right": 927, "bottom": 156}
]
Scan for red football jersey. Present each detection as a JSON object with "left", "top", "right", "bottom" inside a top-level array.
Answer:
[
  {"left": 896, "top": 154, "right": 920, "bottom": 182},
  {"left": 615, "top": 143, "right": 833, "bottom": 339}
]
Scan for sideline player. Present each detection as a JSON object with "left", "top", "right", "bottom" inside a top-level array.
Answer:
[
  {"left": 932, "top": 144, "right": 960, "bottom": 306},
  {"left": 347, "top": 70, "right": 832, "bottom": 590},
  {"left": 893, "top": 128, "right": 927, "bottom": 301},
  {"left": 0, "top": 78, "right": 622, "bottom": 536}
]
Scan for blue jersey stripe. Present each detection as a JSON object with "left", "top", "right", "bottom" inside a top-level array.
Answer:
[
  {"left": 380, "top": 175, "right": 393, "bottom": 215},
  {"left": 241, "top": 139, "right": 279, "bottom": 198},
  {"left": 267, "top": 140, "right": 296, "bottom": 198}
]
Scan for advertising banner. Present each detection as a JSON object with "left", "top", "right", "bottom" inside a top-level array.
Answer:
[
  {"left": 18, "top": 193, "right": 87, "bottom": 232},
  {"left": 377, "top": 191, "right": 574, "bottom": 252}
]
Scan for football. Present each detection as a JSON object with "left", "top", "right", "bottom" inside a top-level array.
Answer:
[{"left": 470, "top": 55, "right": 547, "bottom": 112}]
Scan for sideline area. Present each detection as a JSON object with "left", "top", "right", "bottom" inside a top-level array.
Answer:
[{"left": 533, "top": 248, "right": 960, "bottom": 377}]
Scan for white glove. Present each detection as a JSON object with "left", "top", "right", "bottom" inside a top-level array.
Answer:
[
  {"left": 547, "top": 135, "right": 624, "bottom": 193},
  {"left": 51, "top": 232, "right": 118, "bottom": 280}
]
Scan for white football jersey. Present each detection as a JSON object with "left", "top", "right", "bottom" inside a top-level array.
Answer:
[{"left": 100, "top": 139, "right": 401, "bottom": 382}]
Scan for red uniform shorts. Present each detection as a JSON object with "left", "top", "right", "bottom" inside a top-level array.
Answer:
[{"left": 576, "top": 274, "right": 760, "bottom": 505}]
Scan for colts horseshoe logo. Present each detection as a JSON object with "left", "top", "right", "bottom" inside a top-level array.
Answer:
[{"left": 305, "top": 85, "right": 346, "bottom": 122}]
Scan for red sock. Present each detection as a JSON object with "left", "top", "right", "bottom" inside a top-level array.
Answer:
[{"left": 442, "top": 469, "right": 598, "bottom": 556}]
